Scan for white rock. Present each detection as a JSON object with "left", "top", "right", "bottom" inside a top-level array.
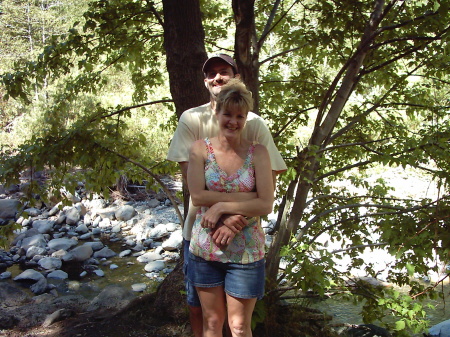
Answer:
[
  {"left": 137, "top": 251, "right": 162, "bottom": 263},
  {"left": 149, "top": 224, "right": 169, "bottom": 239},
  {"left": 144, "top": 260, "right": 165, "bottom": 272},
  {"left": 131, "top": 283, "right": 147, "bottom": 292},
  {"left": 115, "top": 205, "right": 136, "bottom": 221},
  {"left": 162, "top": 229, "right": 183, "bottom": 251},
  {"left": 119, "top": 250, "right": 132, "bottom": 258}
]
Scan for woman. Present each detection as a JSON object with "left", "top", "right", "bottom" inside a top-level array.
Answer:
[{"left": 187, "top": 78, "right": 274, "bottom": 337}]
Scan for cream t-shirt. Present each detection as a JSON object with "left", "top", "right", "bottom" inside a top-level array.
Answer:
[{"left": 167, "top": 103, "right": 287, "bottom": 240}]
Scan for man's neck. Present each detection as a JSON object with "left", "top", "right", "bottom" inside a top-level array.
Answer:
[{"left": 209, "top": 98, "right": 217, "bottom": 112}]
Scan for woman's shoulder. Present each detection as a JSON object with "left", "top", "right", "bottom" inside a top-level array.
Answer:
[{"left": 190, "top": 139, "right": 208, "bottom": 155}]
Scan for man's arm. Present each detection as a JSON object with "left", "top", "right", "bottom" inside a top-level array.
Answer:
[{"left": 180, "top": 161, "right": 189, "bottom": 185}]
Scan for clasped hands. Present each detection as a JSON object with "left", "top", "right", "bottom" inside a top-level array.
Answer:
[{"left": 200, "top": 206, "right": 248, "bottom": 248}]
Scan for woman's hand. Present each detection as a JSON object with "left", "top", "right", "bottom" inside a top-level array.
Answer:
[
  {"left": 221, "top": 214, "right": 248, "bottom": 232},
  {"left": 211, "top": 224, "right": 236, "bottom": 248},
  {"left": 200, "top": 203, "right": 224, "bottom": 228}
]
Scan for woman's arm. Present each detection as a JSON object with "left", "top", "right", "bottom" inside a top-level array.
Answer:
[
  {"left": 200, "top": 144, "right": 274, "bottom": 228},
  {"left": 187, "top": 140, "right": 257, "bottom": 207}
]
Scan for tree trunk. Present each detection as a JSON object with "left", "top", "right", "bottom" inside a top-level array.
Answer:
[
  {"left": 162, "top": 0, "right": 209, "bottom": 119},
  {"left": 265, "top": 0, "right": 386, "bottom": 293},
  {"left": 155, "top": 0, "right": 209, "bottom": 322},
  {"left": 232, "top": 0, "right": 260, "bottom": 114}
]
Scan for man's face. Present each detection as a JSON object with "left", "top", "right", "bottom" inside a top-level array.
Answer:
[{"left": 204, "top": 60, "right": 238, "bottom": 98}]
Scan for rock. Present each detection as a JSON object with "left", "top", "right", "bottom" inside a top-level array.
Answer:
[
  {"left": 69, "top": 244, "right": 94, "bottom": 262},
  {"left": 0, "top": 271, "right": 12, "bottom": 279},
  {"left": 94, "top": 269, "right": 105, "bottom": 277},
  {"left": 111, "top": 223, "right": 122, "bottom": 233},
  {"left": 38, "top": 257, "right": 62, "bottom": 270},
  {"left": 32, "top": 219, "right": 55, "bottom": 234},
  {"left": 48, "top": 238, "right": 78, "bottom": 251},
  {"left": 65, "top": 207, "right": 81, "bottom": 225},
  {"left": 147, "top": 199, "right": 160, "bottom": 208},
  {"left": 97, "top": 208, "right": 116, "bottom": 220},
  {"left": 75, "top": 223, "right": 89, "bottom": 233},
  {"left": 166, "top": 222, "right": 178, "bottom": 232},
  {"left": 93, "top": 247, "right": 116, "bottom": 259},
  {"left": 115, "top": 205, "right": 136, "bottom": 221},
  {"left": 162, "top": 229, "right": 183, "bottom": 251},
  {"left": 79, "top": 233, "right": 92, "bottom": 240},
  {"left": 137, "top": 251, "right": 162, "bottom": 263},
  {"left": 0, "top": 312, "right": 19, "bottom": 329},
  {"left": 87, "top": 285, "right": 135, "bottom": 312},
  {"left": 119, "top": 249, "right": 132, "bottom": 257},
  {"left": 131, "top": 283, "right": 147, "bottom": 292},
  {"left": 48, "top": 202, "right": 62, "bottom": 216},
  {"left": 0, "top": 281, "right": 31, "bottom": 307},
  {"left": 149, "top": 223, "right": 169, "bottom": 239},
  {"left": 26, "top": 246, "right": 46, "bottom": 259},
  {"left": 42, "top": 308, "right": 75, "bottom": 327},
  {"left": 14, "top": 269, "right": 45, "bottom": 282},
  {"left": 346, "top": 324, "right": 392, "bottom": 337},
  {"left": 144, "top": 260, "right": 165, "bottom": 272},
  {"left": 0, "top": 199, "right": 20, "bottom": 219},
  {"left": 47, "top": 270, "right": 68, "bottom": 280},
  {"left": 83, "top": 241, "right": 104, "bottom": 251},
  {"left": 30, "top": 277, "right": 48, "bottom": 295},
  {"left": 24, "top": 207, "right": 41, "bottom": 217},
  {"left": 99, "top": 217, "right": 112, "bottom": 228},
  {"left": 20, "top": 233, "right": 48, "bottom": 251}
]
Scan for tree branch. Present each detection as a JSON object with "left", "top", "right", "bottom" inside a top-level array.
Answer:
[
  {"left": 97, "top": 144, "right": 184, "bottom": 226},
  {"left": 89, "top": 99, "right": 174, "bottom": 123}
]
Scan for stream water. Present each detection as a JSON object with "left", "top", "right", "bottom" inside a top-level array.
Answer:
[{"left": 311, "top": 282, "right": 450, "bottom": 336}]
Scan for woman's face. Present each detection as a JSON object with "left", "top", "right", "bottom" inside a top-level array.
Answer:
[{"left": 216, "top": 106, "right": 248, "bottom": 138}]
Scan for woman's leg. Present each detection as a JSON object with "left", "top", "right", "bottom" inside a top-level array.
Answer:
[
  {"left": 197, "top": 286, "right": 227, "bottom": 337},
  {"left": 226, "top": 294, "right": 257, "bottom": 337}
]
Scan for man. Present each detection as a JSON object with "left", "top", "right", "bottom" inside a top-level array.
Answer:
[{"left": 167, "top": 53, "right": 286, "bottom": 337}]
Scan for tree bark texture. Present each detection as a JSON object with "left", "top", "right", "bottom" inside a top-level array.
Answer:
[
  {"left": 232, "top": 0, "right": 260, "bottom": 114},
  {"left": 163, "top": 0, "right": 209, "bottom": 119}
]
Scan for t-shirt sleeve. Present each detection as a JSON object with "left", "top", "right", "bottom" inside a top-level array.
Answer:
[
  {"left": 167, "top": 112, "right": 196, "bottom": 163},
  {"left": 249, "top": 118, "right": 287, "bottom": 173}
]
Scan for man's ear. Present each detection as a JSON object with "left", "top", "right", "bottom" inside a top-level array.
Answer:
[
  {"left": 234, "top": 73, "right": 241, "bottom": 79},
  {"left": 204, "top": 78, "right": 209, "bottom": 89}
]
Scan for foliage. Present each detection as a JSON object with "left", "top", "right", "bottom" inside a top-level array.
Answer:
[{"left": 1, "top": 0, "right": 450, "bottom": 335}]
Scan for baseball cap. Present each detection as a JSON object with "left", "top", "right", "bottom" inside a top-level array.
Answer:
[{"left": 202, "top": 54, "right": 238, "bottom": 75}]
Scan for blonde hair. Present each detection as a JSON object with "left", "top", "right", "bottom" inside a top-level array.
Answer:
[{"left": 216, "top": 79, "right": 253, "bottom": 114}]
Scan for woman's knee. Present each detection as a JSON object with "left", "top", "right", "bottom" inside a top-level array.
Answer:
[
  {"left": 228, "top": 317, "right": 250, "bottom": 337},
  {"left": 203, "top": 313, "right": 225, "bottom": 332}
]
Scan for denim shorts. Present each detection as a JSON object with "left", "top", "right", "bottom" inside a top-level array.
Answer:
[
  {"left": 183, "top": 240, "right": 201, "bottom": 307},
  {"left": 187, "top": 252, "right": 265, "bottom": 300}
]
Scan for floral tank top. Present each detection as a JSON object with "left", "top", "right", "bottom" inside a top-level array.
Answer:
[{"left": 189, "top": 138, "right": 265, "bottom": 264}]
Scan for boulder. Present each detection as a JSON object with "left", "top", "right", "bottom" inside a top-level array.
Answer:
[
  {"left": 0, "top": 199, "right": 20, "bottom": 219},
  {"left": 115, "top": 205, "right": 136, "bottom": 221}
]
